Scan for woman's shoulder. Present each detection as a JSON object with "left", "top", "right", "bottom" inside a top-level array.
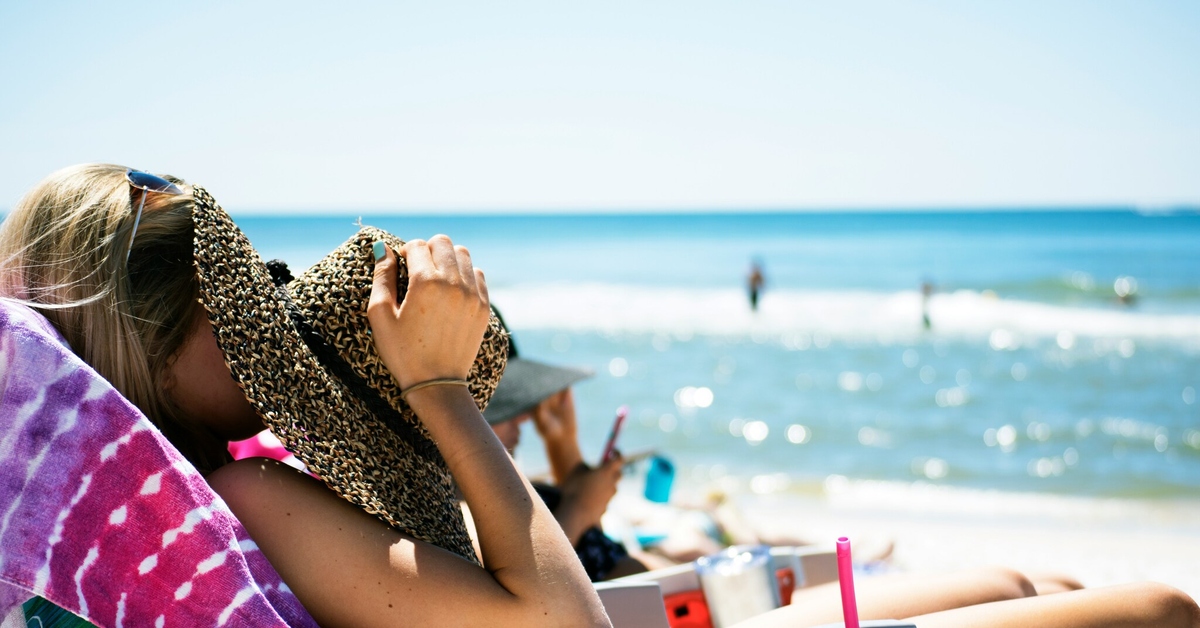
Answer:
[{"left": 207, "top": 457, "right": 328, "bottom": 509}]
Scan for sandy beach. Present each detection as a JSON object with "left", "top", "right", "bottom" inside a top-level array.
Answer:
[
  {"left": 608, "top": 476, "right": 1200, "bottom": 602},
  {"left": 609, "top": 477, "right": 1200, "bottom": 605}
]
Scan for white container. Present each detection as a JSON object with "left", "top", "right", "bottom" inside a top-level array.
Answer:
[{"left": 695, "top": 545, "right": 780, "bottom": 627}]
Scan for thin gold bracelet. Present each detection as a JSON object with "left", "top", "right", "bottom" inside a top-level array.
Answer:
[{"left": 399, "top": 378, "right": 470, "bottom": 401}]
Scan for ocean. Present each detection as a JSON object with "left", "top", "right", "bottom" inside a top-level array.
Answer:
[{"left": 235, "top": 210, "right": 1200, "bottom": 505}]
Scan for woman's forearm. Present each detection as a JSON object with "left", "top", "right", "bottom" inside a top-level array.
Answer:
[
  {"left": 544, "top": 431, "right": 585, "bottom": 486},
  {"left": 407, "top": 386, "right": 609, "bottom": 625},
  {"left": 362, "top": 237, "right": 606, "bottom": 624}
]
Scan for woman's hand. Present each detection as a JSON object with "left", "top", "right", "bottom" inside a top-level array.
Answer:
[
  {"left": 367, "top": 235, "right": 490, "bottom": 391},
  {"left": 531, "top": 388, "right": 578, "bottom": 446},
  {"left": 532, "top": 388, "right": 586, "bottom": 485},
  {"left": 555, "top": 454, "right": 623, "bottom": 544}
]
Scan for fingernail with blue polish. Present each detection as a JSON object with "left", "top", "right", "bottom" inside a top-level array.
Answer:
[{"left": 372, "top": 240, "right": 386, "bottom": 261}]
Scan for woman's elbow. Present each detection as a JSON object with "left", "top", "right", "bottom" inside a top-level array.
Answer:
[{"left": 517, "top": 592, "right": 611, "bottom": 628}]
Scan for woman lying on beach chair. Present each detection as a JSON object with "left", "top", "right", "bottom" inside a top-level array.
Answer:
[
  {"left": 1, "top": 163, "right": 1196, "bottom": 628},
  {"left": 0, "top": 164, "right": 607, "bottom": 627}
]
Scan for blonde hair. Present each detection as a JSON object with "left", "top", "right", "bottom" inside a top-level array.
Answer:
[{"left": 0, "top": 163, "right": 228, "bottom": 472}]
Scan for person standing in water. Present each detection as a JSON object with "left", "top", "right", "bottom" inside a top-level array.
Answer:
[
  {"left": 747, "top": 258, "right": 765, "bottom": 311},
  {"left": 921, "top": 280, "right": 934, "bottom": 330}
]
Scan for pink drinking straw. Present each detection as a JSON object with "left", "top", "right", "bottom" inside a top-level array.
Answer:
[{"left": 836, "top": 536, "right": 860, "bottom": 628}]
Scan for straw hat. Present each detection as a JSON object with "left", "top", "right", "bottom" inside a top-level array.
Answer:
[
  {"left": 482, "top": 308, "right": 592, "bottom": 426},
  {"left": 190, "top": 186, "right": 507, "bottom": 563}
]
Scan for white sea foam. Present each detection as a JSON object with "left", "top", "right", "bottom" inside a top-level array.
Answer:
[
  {"left": 492, "top": 283, "right": 1200, "bottom": 344},
  {"left": 621, "top": 472, "right": 1200, "bottom": 532}
]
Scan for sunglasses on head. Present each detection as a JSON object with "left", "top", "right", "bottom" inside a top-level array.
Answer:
[{"left": 125, "top": 169, "right": 185, "bottom": 263}]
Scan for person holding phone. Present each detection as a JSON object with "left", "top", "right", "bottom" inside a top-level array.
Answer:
[{"left": 478, "top": 309, "right": 882, "bottom": 581}]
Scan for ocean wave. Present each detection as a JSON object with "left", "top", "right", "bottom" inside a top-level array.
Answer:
[{"left": 491, "top": 283, "right": 1200, "bottom": 343}]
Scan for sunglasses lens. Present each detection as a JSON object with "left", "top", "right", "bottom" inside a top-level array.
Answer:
[{"left": 126, "top": 170, "right": 184, "bottom": 195}]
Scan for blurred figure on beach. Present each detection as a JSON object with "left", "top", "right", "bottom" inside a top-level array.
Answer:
[
  {"left": 747, "top": 257, "right": 766, "bottom": 311},
  {"left": 1114, "top": 275, "right": 1139, "bottom": 306},
  {"left": 921, "top": 279, "right": 934, "bottom": 330}
]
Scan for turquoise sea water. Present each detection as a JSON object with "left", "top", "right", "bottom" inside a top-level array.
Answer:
[{"left": 236, "top": 210, "right": 1200, "bottom": 501}]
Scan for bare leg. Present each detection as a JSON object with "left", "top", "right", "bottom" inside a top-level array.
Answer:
[
  {"left": 624, "top": 550, "right": 677, "bottom": 572},
  {"left": 602, "top": 551, "right": 683, "bottom": 580},
  {"left": 1027, "top": 570, "right": 1086, "bottom": 595},
  {"left": 908, "top": 582, "right": 1200, "bottom": 628},
  {"left": 650, "top": 528, "right": 725, "bottom": 563},
  {"left": 602, "top": 555, "right": 653, "bottom": 580},
  {"left": 706, "top": 492, "right": 763, "bottom": 546},
  {"left": 739, "top": 581, "right": 1199, "bottom": 628},
  {"left": 749, "top": 567, "right": 1035, "bottom": 626}
]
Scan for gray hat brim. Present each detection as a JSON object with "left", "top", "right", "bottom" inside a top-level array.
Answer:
[{"left": 484, "top": 357, "right": 593, "bottom": 425}]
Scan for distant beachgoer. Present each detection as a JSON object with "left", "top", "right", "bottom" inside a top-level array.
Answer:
[
  {"left": 748, "top": 258, "right": 766, "bottom": 311},
  {"left": 921, "top": 280, "right": 934, "bottom": 330},
  {"left": 1114, "top": 275, "right": 1139, "bottom": 306}
]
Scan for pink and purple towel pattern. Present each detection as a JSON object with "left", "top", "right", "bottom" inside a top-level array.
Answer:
[{"left": 0, "top": 300, "right": 317, "bottom": 627}]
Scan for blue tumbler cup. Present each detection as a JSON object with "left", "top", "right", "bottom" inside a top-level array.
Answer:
[{"left": 644, "top": 455, "right": 675, "bottom": 503}]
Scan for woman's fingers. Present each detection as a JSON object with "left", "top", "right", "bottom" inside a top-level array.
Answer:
[
  {"left": 602, "top": 453, "right": 624, "bottom": 478},
  {"left": 402, "top": 238, "right": 434, "bottom": 278},
  {"left": 454, "top": 245, "right": 477, "bottom": 292},
  {"left": 427, "top": 234, "right": 460, "bottom": 276},
  {"left": 376, "top": 236, "right": 487, "bottom": 308},
  {"left": 367, "top": 234, "right": 491, "bottom": 390},
  {"left": 411, "top": 236, "right": 483, "bottom": 298},
  {"left": 368, "top": 241, "right": 398, "bottom": 317},
  {"left": 475, "top": 268, "right": 489, "bottom": 305}
]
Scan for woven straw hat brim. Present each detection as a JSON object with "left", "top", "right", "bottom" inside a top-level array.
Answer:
[
  {"left": 191, "top": 187, "right": 506, "bottom": 563},
  {"left": 483, "top": 357, "right": 592, "bottom": 425}
]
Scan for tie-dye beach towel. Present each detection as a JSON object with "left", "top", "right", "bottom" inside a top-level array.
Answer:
[{"left": 0, "top": 300, "right": 317, "bottom": 627}]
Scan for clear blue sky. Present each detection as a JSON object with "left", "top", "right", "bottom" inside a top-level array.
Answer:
[{"left": 1, "top": 1, "right": 1197, "bottom": 213}]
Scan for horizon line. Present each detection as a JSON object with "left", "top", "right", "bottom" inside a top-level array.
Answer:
[
  {"left": 3, "top": 204, "right": 1200, "bottom": 219},
  {"left": 221, "top": 203, "right": 1199, "bottom": 218}
]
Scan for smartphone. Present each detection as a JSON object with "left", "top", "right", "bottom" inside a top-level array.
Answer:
[
  {"left": 619, "top": 448, "right": 657, "bottom": 468},
  {"left": 599, "top": 405, "right": 628, "bottom": 464}
]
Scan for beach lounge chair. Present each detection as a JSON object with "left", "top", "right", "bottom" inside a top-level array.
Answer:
[
  {"left": 0, "top": 300, "right": 317, "bottom": 627},
  {"left": 596, "top": 580, "right": 674, "bottom": 628}
]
